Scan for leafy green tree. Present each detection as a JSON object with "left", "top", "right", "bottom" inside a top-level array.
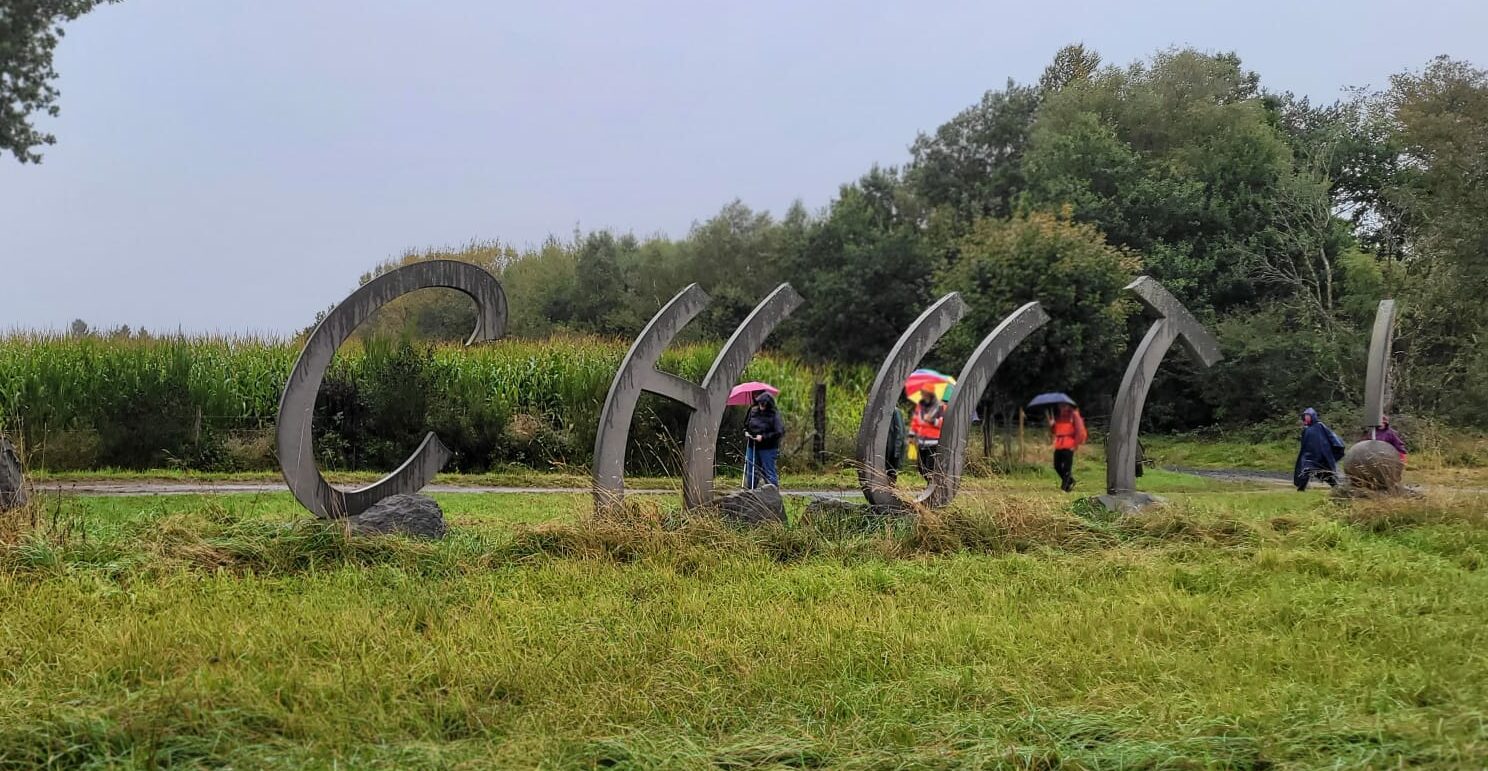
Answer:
[
  {"left": 1021, "top": 49, "right": 1304, "bottom": 316},
  {"left": 906, "top": 82, "right": 1040, "bottom": 225},
  {"left": 672, "top": 201, "right": 792, "bottom": 338},
  {"left": 2, "top": 0, "right": 119, "bottom": 163},
  {"left": 500, "top": 238, "right": 579, "bottom": 337},
  {"left": 1379, "top": 57, "right": 1488, "bottom": 423},
  {"left": 779, "top": 168, "right": 934, "bottom": 363},
  {"left": 935, "top": 210, "right": 1139, "bottom": 408},
  {"left": 1037, "top": 43, "right": 1102, "bottom": 94}
]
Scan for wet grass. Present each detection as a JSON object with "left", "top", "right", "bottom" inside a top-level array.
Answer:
[{"left": 1, "top": 482, "right": 1486, "bottom": 768}]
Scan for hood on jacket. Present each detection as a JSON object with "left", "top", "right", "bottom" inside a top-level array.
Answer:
[
  {"left": 1302, "top": 407, "right": 1319, "bottom": 424},
  {"left": 754, "top": 392, "right": 776, "bottom": 411}
]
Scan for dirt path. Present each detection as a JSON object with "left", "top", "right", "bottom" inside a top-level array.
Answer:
[{"left": 1167, "top": 467, "right": 1292, "bottom": 485}]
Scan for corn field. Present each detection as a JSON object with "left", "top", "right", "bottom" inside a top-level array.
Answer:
[{"left": 0, "top": 333, "right": 871, "bottom": 473}]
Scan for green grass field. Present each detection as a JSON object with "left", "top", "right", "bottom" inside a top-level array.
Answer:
[{"left": 2, "top": 473, "right": 1487, "bottom": 768}]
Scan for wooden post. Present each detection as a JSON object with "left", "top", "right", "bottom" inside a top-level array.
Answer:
[
  {"left": 981, "top": 404, "right": 993, "bottom": 457},
  {"left": 812, "top": 381, "right": 827, "bottom": 467},
  {"left": 1018, "top": 409, "right": 1026, "bottom": 464}
]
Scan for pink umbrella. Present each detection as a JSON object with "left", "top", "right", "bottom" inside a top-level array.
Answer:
[{"left": 727, "top": 381, "right": 779, "bottom": 406}]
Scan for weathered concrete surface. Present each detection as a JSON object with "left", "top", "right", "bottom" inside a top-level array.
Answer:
[
  {"left": 592, "top": 283, "right": 801, "bottom": 515},
  {"left": 714, "top": 484, "right": 786, "bottom": 525},
  {"left": 346, "top": 493, "right": 448, "bottom": 539},
  {"left": 1106, "top": 277, "right": 1222, "bottom": 502},
  {"left": 932, "top": 302, "right": 1048, "bottom": 507},
  {"left": 856, "top": 294, "right": 966, "bottom": 509},
  {"left": 277, "top": 260, "right": 506, "bottom": 519},
  {"left": 855, "top": 297, "right": 1046, "bottom": 510},
  {"left": 0, "top": 434, "right": 26, "bottom": 511},
  {"left": 1339, "top": 439, "right": 1405, "bottom": 496},
  {"left": 1096, "top": 492, "right": 1165, "bottom": 513},
  {"left": 1362, "top": 299, "right": 1397, "bottom": 432},
  {"left": 681, "top": 285, "right": 803, "bottom": 509}
]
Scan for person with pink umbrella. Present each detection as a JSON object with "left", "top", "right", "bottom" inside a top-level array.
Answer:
[{"left": 729, "top": 381, "right": 784, "bottom": 489}]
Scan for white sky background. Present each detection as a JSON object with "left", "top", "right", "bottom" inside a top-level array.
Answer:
[{"left": 1, "top": 0, "right": 1484, "bottom": 335}]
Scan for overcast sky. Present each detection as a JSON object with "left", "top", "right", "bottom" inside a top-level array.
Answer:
[{"left": 2, "top": 0, "right": 1484, "bottom": 334}]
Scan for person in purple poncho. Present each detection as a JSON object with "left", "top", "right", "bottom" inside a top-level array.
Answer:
[{"left": 1367, "top": 414, "right": 1408, "bottom": 463}]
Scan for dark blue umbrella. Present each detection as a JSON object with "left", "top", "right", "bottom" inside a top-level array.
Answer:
[{"left": 1026, "top": 392, "right": 1076, "bottom": 409}]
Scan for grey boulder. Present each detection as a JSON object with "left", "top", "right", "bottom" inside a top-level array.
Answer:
[
  {"left": 714, "top": 484, "right": 787, "bottom": 525},
  {"left": 1338, "top": 440, "right": 1405, "bottom": 496},
  {"left": 345, "top": 493, "right": 447, "bottom": 539},
  {"left": 1096, "top": 491, "right": 1165, "bottom": 514}
]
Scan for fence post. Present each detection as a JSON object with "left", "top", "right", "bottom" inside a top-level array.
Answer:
[
  {"left": 1018, "top": 408, "right": 1026, "bottom": 464},
  {"left": 812, "top": 381, "right": 827, "bottom": 467}
]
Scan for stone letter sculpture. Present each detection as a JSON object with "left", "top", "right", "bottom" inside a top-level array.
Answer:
[
  {"left": 1341, "top": 299, "right": 1404, "bottom": 495},
  {"left": 277, "top": 260, "right": 506, "bottom": 518},
  {"left": 1105, "top": 277, "right": 1221, "bottom": 507},
  {"left": 592, "top": 283, "right": 802, "bottom": 513},
  {"left": 1362, "top": 299, "right": 1397, "bottom": 435},
  {"left": 857, "top": 295, "right": 1048, "bottom": 509}
]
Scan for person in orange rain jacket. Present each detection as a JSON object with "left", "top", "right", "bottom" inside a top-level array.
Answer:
[
  {"left": 1050, "top": 403, "right": 1088, "bottom": 492},
  {"left": 910, "top": 385, "right": 945, "bottom": 476}
]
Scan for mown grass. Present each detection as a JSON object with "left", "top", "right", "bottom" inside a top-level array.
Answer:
[{"left": 1, "top": 482, "right": 1486, "bottom": 768}]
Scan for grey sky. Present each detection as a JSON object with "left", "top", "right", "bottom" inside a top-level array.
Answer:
[{"left": 2, "top": 0, "right": 1483, "bottom": 335}]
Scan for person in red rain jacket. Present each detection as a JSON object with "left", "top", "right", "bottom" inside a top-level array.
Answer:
[
  {"left": 910, "top": 385, "right": 945, "bottom": 475},
  {"left": 1050, "top": 403, "right": 1088, "bottom": 492}
]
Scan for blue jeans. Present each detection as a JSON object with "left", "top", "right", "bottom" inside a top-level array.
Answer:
[{"left": 747, "top": 447, "right": 780, "bottom": 488}]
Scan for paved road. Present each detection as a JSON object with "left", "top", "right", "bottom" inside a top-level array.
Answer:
[
  {"left": 32, "top": 481, "right": 859, "bottom": 499},
  {"left": 32, "top": 468, "right": 1486, "bottom": 497}
]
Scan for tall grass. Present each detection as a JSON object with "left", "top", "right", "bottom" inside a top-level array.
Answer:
[
  {"left": 0, "top": 333, "right": 871, "bottom": 473},
  {"left": 2, "top": 489, "right": 1486, "bottom": 767}
]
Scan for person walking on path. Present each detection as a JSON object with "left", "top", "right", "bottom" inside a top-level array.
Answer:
[
  {"left": 1049, "top": 403, "right": 1088, "bottom": 492},
  {"left": 744, "top": 392, "right": 786, "bottom": 488},
  {"left": 1367, "top": 414, "right": 1408, "bottom": 463},
  {"left": 1294, "top": 407, "right": 1345, "bottom": 490},
  {"left": 910, "top": 386, "right": 945, "bottom": 476}
]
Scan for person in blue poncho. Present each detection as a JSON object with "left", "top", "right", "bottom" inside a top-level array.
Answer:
[{"left": 1294, "top": 407, "right": 1345, "bottom": 491}]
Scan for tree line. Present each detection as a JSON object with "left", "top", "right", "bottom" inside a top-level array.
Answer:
[{"left": 320, "top": 47, "right": 1488, "bottom": 431}]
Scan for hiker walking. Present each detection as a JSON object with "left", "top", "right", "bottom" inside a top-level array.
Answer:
[
  {"left": 1294, "top": 407, "right": 1345, "bottom": 490},
  {"left": 744, "top": 392, "right": 785, "bottom": 488},
  {"left": 1049, "top": 402, "right": 1088, "bottom": 492}
]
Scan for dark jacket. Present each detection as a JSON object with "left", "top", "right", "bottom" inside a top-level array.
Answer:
[
  {"left": 1294, "top": 407, "right": 1345, "bottom": 483},
  {"left": 886, "top": 409, "right": 907, "bottom": 470},
  {"left": 1371, "top": 426, "right": 1407, "bottom": 457},
  {"left": 745, "top": 394, "right": 786, "bottom": 451}
]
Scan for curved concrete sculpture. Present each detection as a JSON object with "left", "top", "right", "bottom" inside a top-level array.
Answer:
[
  {"left": 856, "top": 293, "right": 966, "bottom": 508},
  {"left": 933, "top": 302, "right": 1049, "bottom": 507},
  {"left": 1343, "top": 299, "right": 1404, "bottom": 494},
  {"left": 1106, "top": 277, "right": 1221, "bottom": 501},
  {"left": 1362, "top": 299, "right": 1397, "bottom": 434},
  {"left": 277, "top": 260, "right": 506, "bottom": 518},
  {"left": 856, "top": 296, "right": 1047, "bottom": 509},
  {"left": 592, "top": 283, "right": 802, "bottom": 513}
]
